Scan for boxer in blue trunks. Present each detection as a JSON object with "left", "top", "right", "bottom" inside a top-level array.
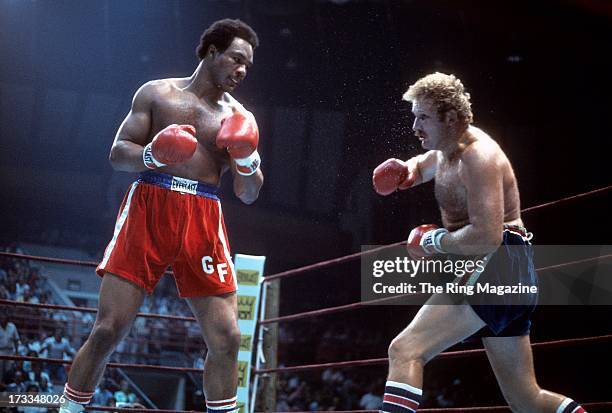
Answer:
[{"left": 372, "top": 73, "right": 586, "bottom": 413}]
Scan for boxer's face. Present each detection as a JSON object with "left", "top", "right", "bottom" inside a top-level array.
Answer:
[
  {"left": 411, "top": 99, "right": 452, "bottom": 150},
  {"left": 210, "top": 37, "right": 254, "bottom": 92}
]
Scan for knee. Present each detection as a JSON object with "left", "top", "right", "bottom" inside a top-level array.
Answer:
[
  {"left": 207, "top": 324, "right": 241, "bottom": 358},
  {"left": 88, "top": 321, "right": 128, "bottom": 350},
  {"left": 503, "top": 386, "right": 542, "bottom": 413},
  {"left": 388, "top": 335, "right": 427, "bottom": 367}
]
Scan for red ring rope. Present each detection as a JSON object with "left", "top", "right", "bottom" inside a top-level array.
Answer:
[
  {"left": 1, "top": 184, "right": 609, "bottom": 282},
  {"left": 0, "top": 354, "right": 202, "bottom": 374},
  {"left": 252, "top": 334, "right": 612, "bottom": 375},
  {"left": 1, "top": 252, "right": 610, "bottom": 326},
  {"left": 262, "top": 184, "right": 612, "bottom": 282},
  {"left": 266, "top": 402, "right": 612, "bottom": 413},
  {"left": 259, "top": 252, "right": 612, "bottom": 325},
  {"left": 0, "top": 299, "right": 197, "bottom": 323}
]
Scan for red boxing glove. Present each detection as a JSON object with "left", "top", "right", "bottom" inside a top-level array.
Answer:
[
  {"left": 143, "top": 124, "right": 198, "bottom": 169},
  {"left": 406, "top": 224, "right": 449, "bottom": 259},
  {"left": 216, "top": 108, "right": 261, "bottom": 176},
  {"left": 372, "top": 158, "right": 417, "bottom": 196}
]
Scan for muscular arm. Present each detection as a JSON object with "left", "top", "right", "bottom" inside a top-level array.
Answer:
[
  {"left": 108, "top": 83, "right": 156, "bottom": 172},
  {"left": 232, "top": 164, "right": 263, "bottom": 204},
  {"left": 408, "top": 150, "right": 438, "bottom": 186},
  {"left": 224, "top": 104, "right": 264, "bottom": 204},
  {"left": 440, "top": 145, "right": 504, "bottom": 254}
]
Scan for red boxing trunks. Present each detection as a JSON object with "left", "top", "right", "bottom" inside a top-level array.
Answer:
[{"left": 96, "top": 171, "right": 237, "bottom": 297}]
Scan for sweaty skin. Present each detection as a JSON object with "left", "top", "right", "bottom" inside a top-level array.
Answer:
[
  {"left": 64, "top": 35, "right": 260, "bottom": 410},
  {"left": 109, "top": 37, "right": 262, "bottom": 204},
  {"left": 124, "top": 78, "right": 234, "bottom": 184},
  {"left": 384, "top": 84, "right": 580, "bottom": 413},
  {"left": 433, "top": 126, "right": 523, "bottom": 232},
  {"left": 409, "top": 98, "right": 522, "bottom": 254}
]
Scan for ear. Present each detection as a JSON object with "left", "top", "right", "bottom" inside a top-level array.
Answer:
[
  {"left": 207, "top": 45, "right": 217, "bottom": 58},
  {"left": 444, "top": 109, "right": 458, "bottom": 125}
]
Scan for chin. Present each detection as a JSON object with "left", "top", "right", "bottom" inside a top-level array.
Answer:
[{"left": 224, "top": 84, "right": 237, "bottom": 93}]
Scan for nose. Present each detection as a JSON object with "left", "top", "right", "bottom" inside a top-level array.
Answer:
[
  {"left": 412, "top": 118, "right": 419, "bottom": 131},
  {"left": 235, "top": 65, "right": 247, "bottom": 79}
]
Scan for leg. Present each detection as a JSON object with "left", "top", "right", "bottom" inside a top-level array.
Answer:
[
  {"left": 388, "top": 293, "right": 486, "bottom": 387},
  {"left": 381, "top": 293, "right": 486, "bottom": 413},
  {"left": 187, "top": 293, "right": 240, "bottom": 402},
  {"left": 67, "top": 273, "right": 145, "bottom": 391},
  {"left": 483, "top": 335, "right": 585, "bottom": 413}
]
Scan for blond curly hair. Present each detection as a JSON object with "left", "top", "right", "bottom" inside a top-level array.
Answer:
[{"left": 402, "top": 72, "right": 473, "bottom": 124}]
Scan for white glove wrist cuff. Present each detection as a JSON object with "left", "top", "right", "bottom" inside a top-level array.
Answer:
[
  {"left": 235, "top": 150, "right": 261, "bottom": 176},
  {"left": 421, "top": 228, "right": 449, "bottom": 254},
  {"left": 143, "top": 143, "right": 166, "bottom": 169}
]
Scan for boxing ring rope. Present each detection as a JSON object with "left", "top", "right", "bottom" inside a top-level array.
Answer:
[
  {"left": 251, "top": 334, "right": 612, "bottom": 375},
  {"left": 2, "top": 403, "right": 609, "bottom": 413},
  {"left": 0, "top": 354, "right": 202, "bottom": 374},
  {"left": 1, "top": 250, "right": 610, "bottom": 327},
  {"left": 271, "top": 402, "right": 612, "bottom": 413},
  {"left": 261, "top": 183, "right": 612, "bottom": 283},
  {"left": 259, "top": 252, "right": 612, "bottom": 325},
  {"left": 2, "top": 184, "right": 610, "bottom": 280},
  {"left": 1, "top": 184, "right": 611, "bottom": 412},
  {"left": 271, "top": 403, "right": 612, "bottom": 413},
  {"left": 0, "top": 299, "right": 197, "bottom": 323},
  {"left": 519, "top": 184, "right": 612, "bottom": 213},
  {"left": 2, "top": 335, "right": 609, "bottom": 377}
]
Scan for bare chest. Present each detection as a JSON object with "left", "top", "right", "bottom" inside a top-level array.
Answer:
[
  {"left": 435, "top": 160, "right": 468, "bottom": 216},
  {"left": 151, "top": 96, "right": 228, "bottom": 154}
]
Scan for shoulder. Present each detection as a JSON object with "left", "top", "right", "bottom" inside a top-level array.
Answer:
[
  {"left": 222, "top": 93, "right": 253, "bottom": 115},
  {"left": 457, "top": 129, "right": 507, "bottom": 186},
  {"left": 461, "top": 128, "right": 504, "bottom": 171},
  {"left": 132, "top": 79, "right": 176, "bottom": 106}
]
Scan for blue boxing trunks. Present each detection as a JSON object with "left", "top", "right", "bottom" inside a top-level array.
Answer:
[{"left": 458, "top": 224, "right": 538, "bottom": 337}]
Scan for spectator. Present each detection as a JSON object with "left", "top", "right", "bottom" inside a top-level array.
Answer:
[
  {"left": 6, "top": 369, "right": 27, "bottom": 392},
  {"left": 18, "top": 383, "right": 48, "bottom": 413},
  {"left": 0, "top": 284, "right": 9, "bottom": 299},
  {"left": 41, "top": 328, "right": 74, "bottom": 383},
  {"left": 39, "top": 375, "right": 53, "bottom": 394},
  {"left": 21, "top": 289, "right": 39, "bottom": 304},
  {"left": 22, "top": 350, "right": 40, "bottom": 373},
  {"left": 15, "top": 274, "right": 30, "bottom": 301},
  {"left": 28, "top": 362, "right": 50, "bottom": 385},
  {"left": 27, "top": 334, "right": 44, "bottom": 354},
  {"left": 114, "top": 379, "right": 137, "bottom": 407},
  {"left": 92, "top": 380, "right": 114, "bottom": 407},
  {"left": 193, "top": 351, "right": 205, "bottom": 370},
  {"left": 359, "top": 383, "right": 383, "bottom": 410},
  {"left": 0, "top": 309, "right": 20, "bottom": 380}
]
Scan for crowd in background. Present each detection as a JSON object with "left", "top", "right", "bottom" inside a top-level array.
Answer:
[
  {"left": 0, "top": 245, "right": 144, "bottom": 412},
  {"left": 1, "top": 244, "right": 465, "bottom": 412}
]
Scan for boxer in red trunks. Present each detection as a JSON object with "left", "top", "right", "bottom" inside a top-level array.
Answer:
[
  {"left": 59, "top": 19, "right": 262, "bottom": 413},
  {"left": 373, "top": 73, "right": 586, "bottom": 413}
]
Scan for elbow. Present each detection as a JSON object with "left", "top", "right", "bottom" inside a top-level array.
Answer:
[
  {"left": 480, "top": 232, "right": 503, "bottom": 254},
  {"left": 108, "top": 146, "right": 121, "bottom": 170},
  {"left": 240, "top": 196, "right": 257, "bottom": 205},
  {"left": 236, "top": 188, "right": 259, "bottom": 205},
  {"left": 108, "top": 144, "right": 130, "bottom": 172},
  {"left": 234, "top": 173, "right": 263, "bottom": 204}
]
